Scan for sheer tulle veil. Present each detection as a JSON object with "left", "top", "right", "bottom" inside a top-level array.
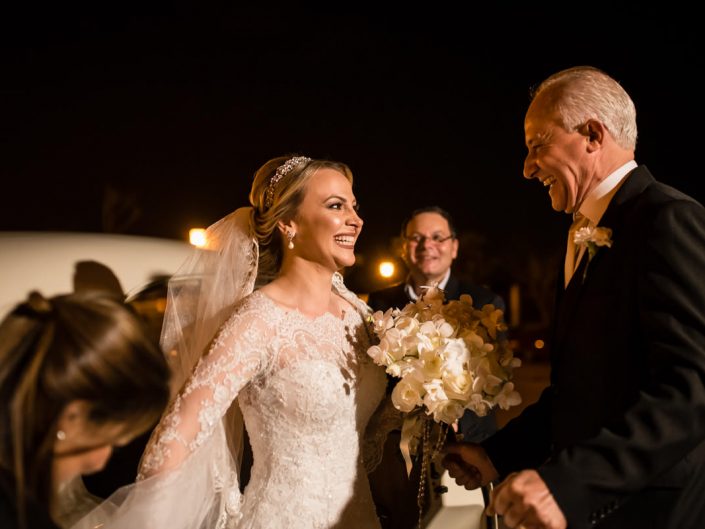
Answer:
[
  {"left": 65, "top": 207, "right": 259, "bottom": 529},
  {"left": 160, "top": 206, "right": 259, "bottom": 465}
]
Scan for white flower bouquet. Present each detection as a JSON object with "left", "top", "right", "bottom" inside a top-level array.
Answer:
[{"left": 367, "top": 286, "right": 521, "bottom": 484}]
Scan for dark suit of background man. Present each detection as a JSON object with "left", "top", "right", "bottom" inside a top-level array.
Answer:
[
  {"left": 367, "top": 205, "right": 506, "bottom": 529},
  {"left": 444, "top": 66, "right": 705, "bottom": 529}
]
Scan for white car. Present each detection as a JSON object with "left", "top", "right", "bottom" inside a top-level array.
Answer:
[{"left": 0, "top": 231, "right": 192, "bottom": 318}]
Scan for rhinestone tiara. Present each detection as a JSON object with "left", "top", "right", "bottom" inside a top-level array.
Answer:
[{"left": 264, "top": 156, "right": 311, "bottom": 208}]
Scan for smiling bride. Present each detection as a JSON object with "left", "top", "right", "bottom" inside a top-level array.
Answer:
[{"left": 69, "top": 155, "right": 397, "bottom": 529}]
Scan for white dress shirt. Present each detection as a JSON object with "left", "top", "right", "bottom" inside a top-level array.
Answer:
[{"left": 565, "top": 160, "right": 637, "bottom": 286}]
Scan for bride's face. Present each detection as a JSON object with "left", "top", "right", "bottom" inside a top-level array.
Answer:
[{"left": 289, "top": 168, "right": 363, "bottom": 271}]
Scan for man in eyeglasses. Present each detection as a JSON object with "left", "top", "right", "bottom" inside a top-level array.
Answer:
[
  {"left": 368, "top": 205, "right": 504, "bottom": 326},
  {"left": 367, "top": 205, "right": 505, "bottom": 529}
]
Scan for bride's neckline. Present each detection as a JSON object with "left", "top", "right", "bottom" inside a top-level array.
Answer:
[{"left": 254, "top": 290, "right": 354, "bottom": 324}]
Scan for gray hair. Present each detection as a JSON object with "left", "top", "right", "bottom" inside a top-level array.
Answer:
[{"left": 532, "top": 66, "right": 637, "bottom": 150}]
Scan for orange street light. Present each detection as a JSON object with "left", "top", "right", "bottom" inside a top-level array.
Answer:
[
  {"left": 378, "top": 261, "right": 395, "bottom": 278},
  {"left": 189, "top": 228, "right": 207, "bottom": 248}
]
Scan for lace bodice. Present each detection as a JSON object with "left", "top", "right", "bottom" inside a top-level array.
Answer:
[{"left": 135, "top": 288, "right": 388, "bottom": 528}]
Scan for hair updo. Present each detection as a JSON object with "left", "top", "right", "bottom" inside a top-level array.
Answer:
[{"left": 249, "top": 155, "right": 353, "bottom": 285}]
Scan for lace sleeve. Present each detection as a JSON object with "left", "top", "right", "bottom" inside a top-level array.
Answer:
[
  {"left": 66, "top": 298, "right": 273, "bottom": 529},
  {"left": 362, "top": 395, "right": 403, "bottom": 473},
  {"left": 138, "top": 298, "right": 271, "bottom": 478}
]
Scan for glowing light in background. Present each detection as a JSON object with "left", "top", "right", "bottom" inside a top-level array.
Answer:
[
  {"left": 378, "top": 261, "right": 395, "bottom": 278},
  {"left": 534, "top": 339, "right": 545, "bottom": 350},
  {"left": 189, "top": 228, "right": 207, "bottom": 247}
]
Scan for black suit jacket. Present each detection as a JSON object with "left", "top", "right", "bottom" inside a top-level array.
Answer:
[
  {"left": 368, "top": 275, "right": 506, "bottom": 443},
  {"left": 483, "top": 166, "right": 705, "bottom": 529}
]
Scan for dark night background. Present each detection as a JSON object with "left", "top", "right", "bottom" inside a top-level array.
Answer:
[{"left": 2, "top": 4, "right": 703, "bottom": 302}]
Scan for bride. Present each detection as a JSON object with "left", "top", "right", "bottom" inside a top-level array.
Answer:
[{"left": 69, "top": 155, "right": 394, "bottom": 529}]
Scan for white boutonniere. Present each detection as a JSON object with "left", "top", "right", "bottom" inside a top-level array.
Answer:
[{"left": 573, "top": 226, "right": 613, "bottom": 279}]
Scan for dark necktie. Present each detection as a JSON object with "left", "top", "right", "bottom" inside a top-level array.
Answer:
[{"left": 564, "top": 212, "right": 590, "bottom": 287}]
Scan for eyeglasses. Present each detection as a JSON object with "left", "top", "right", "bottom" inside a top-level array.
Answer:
[{"left": 404, "top": 233, "right": 454, "bottom": 245}]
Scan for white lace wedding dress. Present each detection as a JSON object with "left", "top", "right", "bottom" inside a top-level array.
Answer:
[{"left": 70, "top": 281, "right": 391, "bottom": 529}]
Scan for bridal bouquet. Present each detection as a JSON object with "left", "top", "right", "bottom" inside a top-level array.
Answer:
[{"left": 367, "top": 286, "right": 521, "bottom": 483}]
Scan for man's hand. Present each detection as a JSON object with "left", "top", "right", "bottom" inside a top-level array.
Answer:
[
  {"left": 488, "top": 470, "right": 567, "bottom": 529},
  {"left": 441, "top": 443, "right": 499, "bottom": 489}
]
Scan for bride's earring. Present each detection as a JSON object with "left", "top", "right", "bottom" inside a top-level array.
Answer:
[
  {"left": 56, "top": 430, "right": 67, "bottom": 441},
  {"left": 287, "top": 231, "right": 295, "bottom": 250}
]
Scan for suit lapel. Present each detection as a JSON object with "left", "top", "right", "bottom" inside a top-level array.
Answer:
[
  {"left": 391, "top": 284, "right": 411, "bottom": 310},
  {"left": 444, "top": 275, "right": 461, "bottom": 301},
  {"left": 554, "top": 166, "right": 655, "bottom": 351},
  {"left": 597, "top": 165, "right": 653, "bottom": 232}
]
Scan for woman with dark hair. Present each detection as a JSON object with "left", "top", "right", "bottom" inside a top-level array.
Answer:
[{"left": 0, "top": 290, "right": 170, "bottom": 529}]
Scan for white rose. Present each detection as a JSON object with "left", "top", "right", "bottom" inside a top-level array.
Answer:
[
  {"left": 392, "top": 375, "right": 424, "bottom": 413},
  {"left": 432, "top": 399, "right": 465, "bottom": 424},
  {"left": 443, "top": 372, "right": 473, "bottom": 400}
]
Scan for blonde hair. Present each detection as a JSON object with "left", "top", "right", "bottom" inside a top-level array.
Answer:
[
  {"left": 533, "top": 66, "right": 637, "bottom": 150},
  {"left": 249, "top": 155, "right": 353, "bottom": 285},
  {"left": 0, "top": 290, "right": 170, "bottom": 527}
]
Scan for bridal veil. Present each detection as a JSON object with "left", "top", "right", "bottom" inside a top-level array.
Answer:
[{"left": 67, "top": 207, "right": 258, "bottom": 529}]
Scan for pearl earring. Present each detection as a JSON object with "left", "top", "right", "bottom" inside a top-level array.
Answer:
[
  {"left": 287, "top": 231, "right": 295, "bottom": 250},
  {"left": 56, "top": 430, "right": 66, "bottom": 441}
]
